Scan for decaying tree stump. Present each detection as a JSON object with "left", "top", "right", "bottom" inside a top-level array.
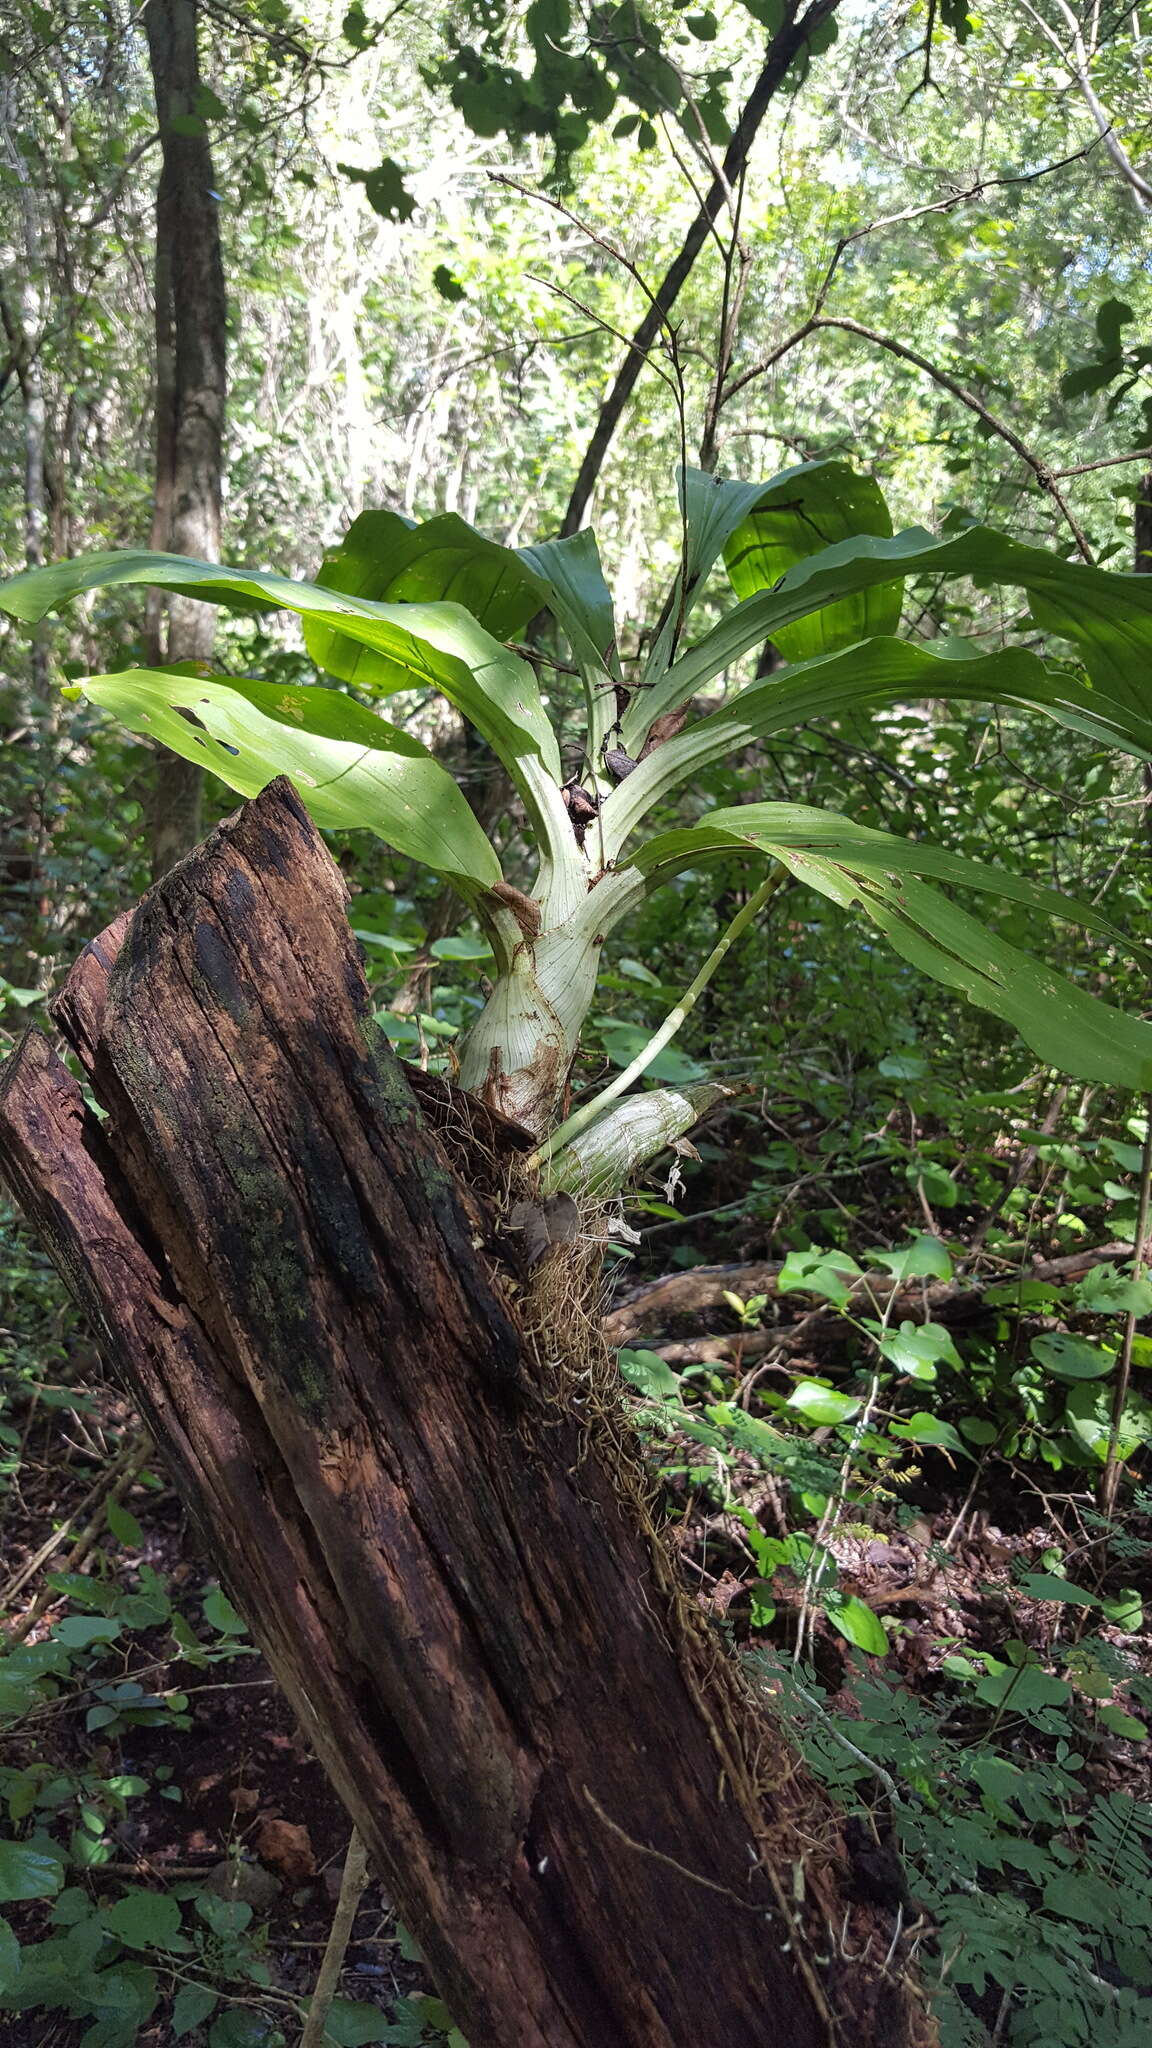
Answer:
[{"left": 0, "top": 779, "right": 932, "bottom": 2048}]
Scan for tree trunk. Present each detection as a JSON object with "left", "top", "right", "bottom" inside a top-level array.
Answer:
[
  {"left": 143, "top": 0, "right": 227, "bottom": 879},
  {"left": 0, "top": 779, "right": 931, "bottom": 2048}
]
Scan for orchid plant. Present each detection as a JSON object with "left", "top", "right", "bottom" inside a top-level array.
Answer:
[{"left": 5, "top": 458, "right": 1152, "bottom": 1196}]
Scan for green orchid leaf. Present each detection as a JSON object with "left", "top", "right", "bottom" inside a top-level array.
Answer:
[
  {"left": 722, "top": 457, "right": 902, "bottom": 660},
  {"left": 79, "top": 669, "right": 502, "bottom": 891},
  {"left": 625, "top": 802, "right": 1152, "bottom": 1091},
  {"left": 629, "top": 799, "right": 1148, "bottom": 964},
  {"left": 0, "top": 547, "right": 563, "bottom": 783},
  {"left": 518, "top": 527, "right": 618, "bottom": 674},
  {"left": 639, "top": 467, "right": 773, "bottom": 684},
  {"left": 628, "top": 519, "right": 1152, "bottom": 749},
  {"left": 519, "top": 527, "right": 621, "bottom": 761},
  {"left": 611, "top": 638, "right": 1152, "bottom": 843},
  {"left": 308, "top": 507, "right": 546, "bottom": 663},
  {"left": 835, "top": 864, "right": 1152, "bottom": 1096}
]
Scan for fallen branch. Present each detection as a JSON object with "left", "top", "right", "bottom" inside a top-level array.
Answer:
[{"left": 604, "top": 1243, "right": 1133, "bottom": 1351}]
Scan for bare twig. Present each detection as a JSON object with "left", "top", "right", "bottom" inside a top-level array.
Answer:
[
  {"left": 724, "top": 314, "right": 1096, "bottom": 561},
  {"left": 559, "top": 0, "right": 842, "bottom": 535},
  {"left": 3, "top": 1431, "right": 154, "bottom": 1645},
  {"left": 810, "top": 135, "right": 1105, "bottom": 315},
  {"left": 1018, "top": 0, "right": 1152, "bottom": 211},
  {"left": 1052, "top": 448, "right": 1152, "bottom": 478},
  {"left": 299, "top": 1830, "right": 372, "bottom": 2048},
  {"left": 1098, "top": 1097, "right": 1152, "bottom": 1520}
]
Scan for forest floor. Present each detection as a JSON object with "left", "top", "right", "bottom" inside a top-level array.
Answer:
[{"left": 1, "top": 1176, "right": 1151, "bottom": 2047}]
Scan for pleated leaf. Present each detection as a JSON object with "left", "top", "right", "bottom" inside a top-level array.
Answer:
[
  {"left": 633, "top": 803, "right": 1152, "bottom": 1093},
  {"left": 722, "top": 458, "right": 902, "bottom": 660},
  {"left": 307, "top": 508, "right": 547, "bottom": 678},
  {"left": 633, "top": 801, "right": 1150, "bottom": 962},
  {"left": 79, "top": 667, "right": 502, "bottom": 890},
  {"left": 0, "top": 548, "right": 562, "bottom": 782},
  {"left": 629, "top": 519, "right": 1152, "bottom": 750},
  {"left": 606, "top": 638, "right": 1152, "bottom": 856}
]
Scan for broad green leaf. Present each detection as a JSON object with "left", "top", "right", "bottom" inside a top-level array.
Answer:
[
  {"left": 629, "top": 801, "right": 1152, "bottom": 1093},
  {"left": 796, "top": 863, "right": 1152, "bottom": 1097},
  {"left": 723, "top": 457, "right": 901, "bottom": 659},
  {"left": 103, "top": 1501, "right": 142, "bottom": 1549},
  {"left": 786, "top": 1380, "right": 862, "bottom": 1424},
  {"left": 617, "top": 1348, "right": 682, "bottom": 1401},
  {"left": 0, "top": 548, "right": 563, "bottom": 786},
  {"left": 518, "top": 526, "right": 618, "bottom": 673},
  {"left": 1073, "top": 1264, "right": 1152, "bottom": 1316},
  {"left": 640, "top": 467, "right": 773, "bottom": 682},
  {"left": 429, "top": 933, "right": 492, "bottom": 961},
  {"left": 202, "top": 1587, "right": 247, "bottom": 1636},
  {"left": 102, "top": 1889, "right": 182, "bottom": 1950},
  {"left": 1100, "top": 1588, "right": 1143, "bottom": 1630},
  {"left": 631, "top": 794, "right": 1139, "bottom": 962},
  {"left": 208, "top": 2011, "right": 271, "bottom": 2048},
  {"left": 822, "top": 1591, "right": 888, "bottom": 1656},
  {"left": 310, "top": 507, "right": 544, "bottom": 652},
  {"left": 959, "top": 1416, "right": 998, "bottom": 1444},
  {"left": 887, "top": 1412, "right": 970, "bottom": 1455},
  {"left": 0, "top": 1918, "right": 19, "bottom": 1993},
  {"left": 611, "top": 641, "right": 1152, "bottom": 850},
  {"left": 878, "top": 1321, "right": 963, "bottom": 1381},
  {"left": 910, "top": 1160, "right": 961, "bottom": 1208},
  {"left": 519, "top": 527, "right": 621, "bottom": 760},
  {"left": 1064, "top": 1381, "right": 1152, "bottom": 1461},
  {"left": 54, "top": 1616, "right": 122, "bottom": 1648},
  {"left": 973, "top": 1662, "right": 1071, "bottom": 1713},
  {"left": 78, "top": 669, "right": 502, "bottom": 893},
  {"left": 321, "top": 1998, "right": 397, "bottom": 2044},
  {"left": 628, "top": 518, "right": 1152, "bottom": 747},
  {"left": 0, "top": 1841, "right": 64, "bottom": 1903},
  {"left": 195, "top": 1892, "right": 252, "bottom": 1937},
  {"left": 777, "top": 1246, "right": 862, "bottom": 1306},
  {"left": 1097, "top": 1704, "right": 1147, "bottom": 1740},
  {"left": 172, "top": 1982, "right": 217, "bottom": 2039},
  {"left": 868, "top": 1234, "right": 952, "bottom": 1283},
  {"left": 1030, "top": 1332, "right": 1115, "bottom": 1381},
  {"left": 1017, "top": 1572, "right": 1099, "bottom": 1607}
]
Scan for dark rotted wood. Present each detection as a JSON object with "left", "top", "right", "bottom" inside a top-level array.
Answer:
[{"left": 0, "top": 780, "right": 926, "bottom": 2048}]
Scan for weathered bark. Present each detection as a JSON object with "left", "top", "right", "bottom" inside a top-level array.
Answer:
[
  {"left": 143, "top": 0, "right": 227, "bottom": 878},
  {"left": 0, "top": 780, "right": 930, "bottom": 2048}
]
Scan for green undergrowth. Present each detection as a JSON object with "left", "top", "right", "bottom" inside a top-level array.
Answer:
[{"left": 615, "top": 1199, "right": 1152, "bottom": 2045}]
